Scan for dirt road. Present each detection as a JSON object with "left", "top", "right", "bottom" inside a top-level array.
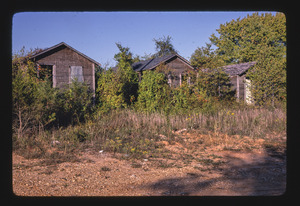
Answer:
[{"left": 13, "top": 147, "right": 286, "bottom": 196}]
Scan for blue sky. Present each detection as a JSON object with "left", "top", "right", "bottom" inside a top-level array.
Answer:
[{"left": 12, "top": 11, "right": 277, "bottom": 67}]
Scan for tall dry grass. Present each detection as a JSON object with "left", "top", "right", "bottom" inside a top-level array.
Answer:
[
  {"left": 169, "top": 107, "right": 286, "bottom": 138},
  {"left": 13, "top": 106, "right": 286, "bottom": 160},
  {"left": 85, "top": 107, "right": 285, "bottom": 156}
]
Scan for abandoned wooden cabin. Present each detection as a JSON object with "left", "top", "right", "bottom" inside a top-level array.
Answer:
[
  {"left": 221, "top": 61, "right": 256, "bottom": 104},
  {"left": 30, "top": 42, "right": 101, "bottom": 94},
  {"left": 131, "top": 53, "right": 196, "bottom": 87}
]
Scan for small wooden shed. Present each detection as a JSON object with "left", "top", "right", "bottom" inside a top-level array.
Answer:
[
  {"left": 221, "top": 61, "right": 256, "bottom": 104},
  {"left": 132, "top": 53, "right": 196, "bottom": 87},
  {"left": 30, "top": 42, "right": 101, "bottom": 93}
]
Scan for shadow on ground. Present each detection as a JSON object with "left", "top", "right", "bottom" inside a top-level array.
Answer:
[{"left": 144, "top": 148, "right": 286, "bottom": 196}]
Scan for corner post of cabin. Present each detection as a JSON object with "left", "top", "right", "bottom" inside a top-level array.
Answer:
[
  {"left": 92, "top": 63, "right": 96, "bottom": 105},
  {"left": 92, "top": 63, "right": 95, "bottom": 96},
  {"left": 138, "top": 72, "right": 142, "bottom": 82},
  {"left": 244, "top": 77, "right": 246, "bottom": 103},
  {"left": 36, "top": 63, "right": 40, "bottom": 78},
  {"left": 167, "top": 73, "right": 172, "bottom": 87},
  {"left": 236, "top": 75, "right": 240, "bottom": 101},
  {"left": 52, "top": 64, "right": 57, "bottom": 88},
  {"left": 179, "top": 73, "right": 182, "bottom": 86}
]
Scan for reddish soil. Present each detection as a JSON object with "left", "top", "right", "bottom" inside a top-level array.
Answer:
[{"left": 13, "top": 145, "right": 286, "bottom": 196}]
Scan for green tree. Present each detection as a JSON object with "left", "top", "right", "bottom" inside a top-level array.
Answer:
[
  {"left": 196, "top": 68, "right": 234, "bottom": 101},
  {"left": 153, "top": 35, "right": 177, "bottom": 57},
  {"left": 190, "top": 43, "right": 225, "bottom": 69},
  {"left": 34, "top": 77, "right": 58, "bottom": 129},
  {"left": 12, "top": 58, "right": 39, "bottom": 139},
  {"left": 97, "top": 68, "right": 125, "bottom": 110},
  {"left": 97, "top": 43, "right": 138, "bottom": 110},
  {"left": 136, "top": 70, "right": 171, "bottom": 113},
  {"left": 56, "top": 80, "right": 93, "bottom": 125},
  {"left": 114, "top": 43, "right": 139, "bottom": 106},
  {"left": 209, "top": 12, "right": 286, "bottom": 105}
]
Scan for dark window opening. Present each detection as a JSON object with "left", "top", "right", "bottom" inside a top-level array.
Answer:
[{"left": 38, "top": 65, "right": 53, "bottom": 82}]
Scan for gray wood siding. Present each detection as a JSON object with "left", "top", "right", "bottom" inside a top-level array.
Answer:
[
  {"left": 165, "top": 58, "right": 191, "bottom": 74},
  {"left": 35, "top": 47, "right": 94, "bottom": 90},
  {"left": 164, "top": 57, "right": 195, "bottom": 87}
]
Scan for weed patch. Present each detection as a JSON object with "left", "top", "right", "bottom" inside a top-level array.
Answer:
[{"left": 13, "top": 107, "right": 286, "bottom": 167}]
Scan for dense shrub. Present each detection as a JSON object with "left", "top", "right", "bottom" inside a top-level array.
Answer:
[
  {"left": 55, "top": 80, "right": 94, "bottom": 126},
  {"left": 135, "top": 70, "right": 171, "bottom": 113},
  {"left": 171, "top": 81, "right": 211, "bottom": 113},
  {"left": 96, "top": 43, "right": 139, "bottom": 111},
  {"left": 12, "top": 56, "right": 94, "bottom": 141},
  {"left": 97, "top": 68, "right": 125, "bottom": 110},
  {"left": 196, "top": 68, "right": 234, "bottom": 101},
  {"left": 135, "top": 69, "right": 219, "bottom": 115}
]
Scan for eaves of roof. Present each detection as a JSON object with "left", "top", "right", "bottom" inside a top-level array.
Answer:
[
  {"left": 30, "top": 42, "right": 101, "bottom": 66},
  {"left": 133, "top": 53, "right": 195, "bottom": 72},
  {"left": 221, "top": 61, "right": 257, "bottom": 76}
]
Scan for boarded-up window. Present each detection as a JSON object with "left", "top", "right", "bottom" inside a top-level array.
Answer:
[{"left": 70, "top": 66, "right": 84, "bottom": 83}]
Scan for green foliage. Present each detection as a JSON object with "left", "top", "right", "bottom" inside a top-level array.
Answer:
[
  {"left": 12, "top": 50, "right": 94, "bottom": 140},
  {"left": 196, "top": 68, "right": 234, "bottom": 100},
  {"left": 246, "top": 48, "right": 286, "bottom": 105},
  {"left": 115, "top": 48, "right": 139, "bottom": 106},
  {"left": 210, "top": 12, "right": 286, "bottom": 64},
  {"left": 97, "top": 43, "right": 138, "bottom": 111},
  {"left": 172, "top": 82, "right": 206, "bottom": 112},
  {"left": 190, "top": 43, "right": 225, "bottom": 69},
  {"left": 136, "top": 69, "right": 217, "bottom": 115},
  {"left": 209, "top": 12, "right": 286, "bottom": 105},
  {"left": 55, "top": 80, "right": 93, "bottom": 126},
  {"left": 136, "top": 70, "right": 171, "bottom": 113},
  {"left": 97, "top": 68, "right": 126, "bottom": 110},
  {"left": 12, "top": 58, "right": 40, "bottom": 138},
  {"left": 153, "top": 35, "right": 177, "bottom": 57},
  {"left": 114, "top": 43, "right": 133, "bottom": 65},
  {"left": 34, "top": 77, "right": 58, "bottom": 128}
]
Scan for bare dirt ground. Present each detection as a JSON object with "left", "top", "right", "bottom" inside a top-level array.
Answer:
[{"left": 13, "top": 133, "right": 286, "bottom": 196}]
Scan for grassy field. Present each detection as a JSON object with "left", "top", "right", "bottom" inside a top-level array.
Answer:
[{"left": 13, "top": 105, "right": 286, "bottom": 164}]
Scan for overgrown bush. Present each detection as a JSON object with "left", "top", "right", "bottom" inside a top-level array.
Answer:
[
  {"left": 12, "top": 52, "right": 94, "bottom": 153},
  {"left": 171, "top": 80, "right": 213, "bottom": 114},
  {"left": 136, "top": 70, "right": 172, "bottom": 113},
  {"left": 196, "top": 67, "right": 234, "bottom": 101},
  {"left": 55, "top": 80, "right": 93, "bottom": 126},
  {"left": 97, "top": 68, "right": 125, "bottom": 110},
  {"left": 96, "top": 43, "right": 138, "bottom": 111}
]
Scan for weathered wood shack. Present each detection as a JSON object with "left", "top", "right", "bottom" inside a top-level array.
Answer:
[
  {"left": 221, "top": 61, "right": 256, "bottom": 104},
  {"left": 30, "top": 42, "right": 100, "bottom": 93},
  {"left": 132, "top": 54, "right": 196, "bottom": 87}
]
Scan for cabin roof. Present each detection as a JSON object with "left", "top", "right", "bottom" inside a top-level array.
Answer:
[
  {"left": 132, "top": 53, "right": 195, "bottom": 72},
  {"left": 30, "top": 42, "right": 101, "bottom": 66},
  {"left": 221, "top": 61, "right": 257, "bottom": 76}
]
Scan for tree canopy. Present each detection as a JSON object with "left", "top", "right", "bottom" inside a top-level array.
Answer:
[
  {"left": 97, "top": 43, "right": 139, "bottom": 110},
  {"left": 209, "top": 12, "right": 286, "bottom": 64},
  {"left": 190, "top": 43, "right": 225, "bottom": 69},
  {"left": 191, "top": 12, "right": 286, "bottom": 105},
  {"left": 153, "top": 35, "right": 177, "bottom": 57}
]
